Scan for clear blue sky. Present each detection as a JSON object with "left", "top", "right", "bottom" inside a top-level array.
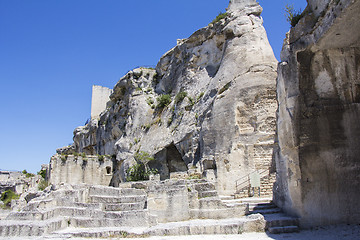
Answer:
[{"left": 0, "top": 0, "right": 306, "bottom": 173}]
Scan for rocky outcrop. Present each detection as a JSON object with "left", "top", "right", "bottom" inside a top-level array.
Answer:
[
  {"left": 275, "top": 0, "right": 360, "bottom": 227},
  {"left": 67, "top": 0, "right": 278, "bottom": 196}
]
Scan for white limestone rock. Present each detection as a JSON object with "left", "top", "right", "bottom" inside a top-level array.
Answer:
[
  {"left": 274, "top": 0, "right": 360, "bottom": 227},
  {"left": 61, "top": 0, "right": 277, "bottom": 195}
]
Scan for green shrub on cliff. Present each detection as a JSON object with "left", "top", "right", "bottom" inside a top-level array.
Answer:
[
  {"left": 22, "top": 169, "right": 35, "bottom": 178},
  {"left": 37, "top": 169, "right": 47, "bottom": 179},
  {"left": 156, "top": 94, "right": 172, "bottom": 109},
  {"left": 210, "top": 12, "right": 227, "bottom": 25},
  {"left": 38, "top": 179, "right": 49, "bottom": 191},
  {"left": 285, "top": 4, "right": 304, "bottom": 27},
  {"left": 175, "top": 91, "right": 188, "bottom": 104},
  {"left": 126, "top": 163, "right": 158, "bottom": 182},
  {"left": 1, "top": 190, "right": 19, "bottom": 208}
]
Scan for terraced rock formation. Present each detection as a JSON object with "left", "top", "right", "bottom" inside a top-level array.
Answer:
[{"left": 0, "top": 180, "right": 267, "bottom": 238}]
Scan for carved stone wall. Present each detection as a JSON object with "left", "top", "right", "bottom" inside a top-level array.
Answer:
[
  {"left": 275, "top": 0, "right": 360, "bottom": 227},
  {"left": 49, "top": 155, "right": 114, "bottom": 186}
]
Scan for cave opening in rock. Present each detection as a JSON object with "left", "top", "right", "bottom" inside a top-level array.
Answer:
[{"left": 166, "top": 143, "right": 188, "bottom": 173}]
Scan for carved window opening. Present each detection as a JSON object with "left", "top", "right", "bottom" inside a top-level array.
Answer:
[{"left": 106, "top": 166, "right": 111, "bottom": 175}]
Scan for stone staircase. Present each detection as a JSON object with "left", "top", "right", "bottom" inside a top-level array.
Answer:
[
  {"left": 0, "top": 184, "right": 154, "bottom": 237},
  {"left": 188, "top": 180, "right": 247, "bottom": 220},
  {"left": 0, "top": 180, "right": 267, "bottom": 238},
  {"left": 244, "top": 198, "right": 300, "bottom": 234}
]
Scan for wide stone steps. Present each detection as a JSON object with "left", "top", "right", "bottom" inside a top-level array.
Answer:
[
  {"left": 198, "top": 190, "right": 218, "bottom": 198},
  {"left": 103, "top": 202, "right": 145, "bottom": 211},
  {"left": 88, "top": 186, "right": 145, "bottom": 196},
  {"left": 189, "top": 207, "right": 246, "bottom": 219},
  {"left": 88, "top": 195, "right": 147, "bottom": 204},
  {"left": 0, "top": 218, "right": 66, "bottom": 237},
  {"left": 192, "top": 182, "right": 216, "bottom": 192},
  {"left": 245, "top": 201, "right": 300, "bottom": 234},
  {"left": 52, "top": 215, "right": 264, "bottom": 238},
  {"left": 68, "top": 212, "right": 153, "bottom": 228},
  {"left": 0, "top": 181, "right": 256, "bottom": 238}
]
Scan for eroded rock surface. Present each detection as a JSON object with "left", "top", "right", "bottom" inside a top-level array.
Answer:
[
  {"left": 275, "top": 0, "right": 360, "bottom": 227},
  {"left": 61, "top": 0, "right": 277, "bottom": 196}
]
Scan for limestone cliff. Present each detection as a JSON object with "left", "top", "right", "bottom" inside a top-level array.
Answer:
[
  {"left": 275, "top": 0, "right": 360, "bottom": 227},
  {"left": 57, "top": 0, "right": 278, "bottom": 195}
]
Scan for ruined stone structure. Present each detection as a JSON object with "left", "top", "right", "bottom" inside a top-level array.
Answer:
[
  {"left": 90, "top": 85, "right": 112, "bottom": 119},
  {"left": 0, "top": 171, "right": 41, "bottom": 196},
  {"left": 66, "top": 0, "right": 278, "bottom": 197},
  {"left": 0, "top": 179, "right": 285, "bottom": 237},
  {"left": 274, "top": 0, "right": 360, "bottom": 227},
  {"left": 48, "top": 155, "right": 114, "bottom": 186},
  {"left": 1, "top": 0, "right": 359, "bottom": 238}
]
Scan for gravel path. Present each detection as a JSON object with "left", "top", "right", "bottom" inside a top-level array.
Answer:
[{"left": 1, "top": 224, "right": 359, "bottom": 240}]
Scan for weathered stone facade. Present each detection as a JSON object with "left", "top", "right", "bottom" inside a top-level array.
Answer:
[
  {"left": 49, "top": 155, "right": 113, "bottom": 186},
  {"left": 274, "top": 0, "right": 360, "bottom": 227},
  {"left": 91, "top": 85, "right": 113, "bottom": 119}
]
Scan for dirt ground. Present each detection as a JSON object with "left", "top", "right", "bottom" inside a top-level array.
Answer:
[{"left": 1, "top": 224, "right": 360, "bottom": 240}]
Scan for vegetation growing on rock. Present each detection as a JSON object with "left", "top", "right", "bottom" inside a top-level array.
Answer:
[
  {"left": 210, "top": 12, "right": 227, "bottom": 25},
  {"left": 156, "top": 94, "right": 172, "bottom": 109},
  {"left": 285, "top": 4, "right": 304, "bottom": 27},
  {"left": 175, "top": 91, "right": 188, "bottom": 104},
  {"left": 1, "top": 190, "right": 19, "bottom": 209},
  {"left": 22, "top": 170, "right": 34, "bottom": 178}
]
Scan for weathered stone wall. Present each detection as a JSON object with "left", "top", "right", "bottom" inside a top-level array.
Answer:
[
  {"left": 91, "top": 85, "right": 112, "bottom": 119},
  {"left": 49, "top": 155, "right": 114, "bottom": 186},
  {"left": 235, "top": 173, "right": 276, "bottom": 198},
  {"left": 275, "top": 0, "right": 360, "bottom": 227}
]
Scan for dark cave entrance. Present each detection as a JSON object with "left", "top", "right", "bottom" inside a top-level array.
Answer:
[
  {"left": 153, "top": 143, "right": 188, "bottom": 180},
  {"left": 166, "top": 143, "right": 188, "bottom": 173}
]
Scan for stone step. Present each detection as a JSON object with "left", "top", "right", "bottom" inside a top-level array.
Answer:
[
  {"left": 8, "top": 207, "right": 149, "bottom": 221},
  {"left": 248, "top": 203, "right": 277, "bottom": 211},
  {"left": 59, "top": 201, "right": 101, "bottom": 209},
  {"left": 249, "top": 208, "right": 281, "bottom": 215},
  {"left": 88, "top": 186, "right": 145, "bottom": 197},
  {"left": 192, "top": 182, "right": 216, "bottom": 192},
  {"left": 196, "top": 197, "right": 226, "bottom": 209},
  {"left": 266, "top": 218, "right": 299, "bottom": 228},
  {"left": 104, "top": 202, "right": 145, "bottom": 211},
  {"left": 198, "top": 190, "right": 218, "bottom": 198},
  {"left": 52, "top": 215, "right": 265, "bottom": 238},
  {"left": 69, "top": 213, "right": 152, "bottom": 228},
  {"left": 0, "top": 218, "right": 66, "bottom": 237},
  {"left": 237, "top": 197, "right": 272, "bottom": 204},
  {"left": 262, "top": 213, "right": 300, "bottom": 228},
  {"left": 190, "top": 206, "right": 246, "bottom": 219},
  {"left": 6, "top": 211, "right": 44, "bottom": 221},
  {"left": 219, "top": 195, "right": 235, "bottom": 201},
  {"left": 89, "top": 194, "right": 147, "bottom": 204},
  {"left": 268, "top": 225, "right": 299, "bottom": 234}
]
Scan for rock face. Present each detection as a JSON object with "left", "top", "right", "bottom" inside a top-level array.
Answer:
[
  {"left": 275, "top": 0, "right": 360, "bottom": 227},
  {"left": 65, "top": 0, "right": 278, "bottom": 196}
]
